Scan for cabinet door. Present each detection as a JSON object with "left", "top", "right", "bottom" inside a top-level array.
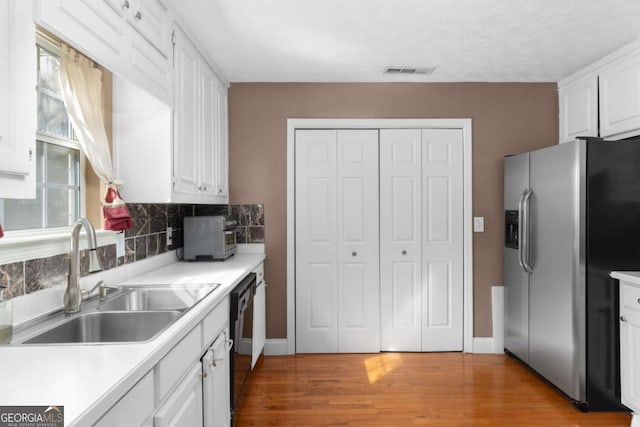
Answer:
[
  {"left": 154, "top": 363, "right": 204, "bottom": 427},
  {"left": 199, "top": 60, "right": 218, "bottom": 196},
  {"left": 336, "top": 130, "right": 380, "bottom": 353},
  {"left": 380, "top": 129, "right": 422, "bottom": 351},
  {"left": 600, "top": 53, "right": 640, "bottom": 138},
  {"left": 252, "top": 281, "right": 266, "bottom": 368},
  {"left": 558, "top": 74, "right": 598, "bottom": 143},
  {"left": 421, "top": 129, "right": 464, "bottom": 351},
  {"left": 620, "top": 284, "right": 640, "bottom": 414},
  {"left": 35, "top": 0, "right": 126, "bottom": 69},
  {"left": 96, "top": 371, "right": 154, "bottom": 427},
  {"left": 128, "top": 0, "right": 171, "bottom": 57},
  {"left": 203, "top": 331, "right": 231, "bottom": 427},
  {"left": 215, "top": 78, "right": 229, "bottom": 198},
  {"left": 172, "top": 28, "right": 200, "bottom": 195},
  {"left": 0, "top": 0, "right": 36, "bottom": 198},
  {"left": 295, "top": 129, "right": 339, "bottom": 353}
]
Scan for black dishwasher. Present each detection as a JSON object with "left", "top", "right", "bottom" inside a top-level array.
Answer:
[{"left": 229, "top": 272, "right": 256, "bottom": 424}]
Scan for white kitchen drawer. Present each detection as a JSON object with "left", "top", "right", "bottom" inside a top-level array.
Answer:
[
  {"left": 202, "top": 296, "right": 229, "bottom": 350},
  {"left": 621, "top": 283, "right": 640, "bottom": 314},
  {"left": 156, "top": 324, "right": 201, "bottom": 401},
  {"left": 95, "top": 370, "right": 154, "bottom": 427}
]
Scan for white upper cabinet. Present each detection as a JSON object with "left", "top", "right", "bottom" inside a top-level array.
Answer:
[
  {"left": 172, "top": 26, "right": 229, "bottom": 204},
  {"left": 558, "top": 74, "right": 598, "bottom": 143},
  {"left": 599, "top": 52, "right": 640, "bottom": 138},
  {"left": 34, "top": 0, "right": 172, "bottom": 103},
  {"left": 558, "top": 39, "right": 640, "bottom": 142},
  {"left": 172, "top": 26, "right": 200, "bottom": 196},
  {"left": 0, "top": 0, "right": 36, "bottom": 199}
]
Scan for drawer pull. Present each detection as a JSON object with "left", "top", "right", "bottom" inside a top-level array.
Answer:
[{"left": 620, "top": 316, "right": 628, "bottom": 322}]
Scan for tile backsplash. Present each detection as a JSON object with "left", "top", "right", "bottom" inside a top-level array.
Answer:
[
  {"left": 231, "top": 204, "right": 265, "bottom": 244},
  {"left": 0, "top": 203, "right": 266, "bottom": 301}
]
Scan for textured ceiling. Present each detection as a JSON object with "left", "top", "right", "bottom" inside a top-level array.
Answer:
[{"left": 168, "top": 0, "right": 640, "bottom": 82}]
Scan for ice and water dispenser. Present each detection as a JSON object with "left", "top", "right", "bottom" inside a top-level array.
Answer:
[{"left": 504, "top": 210, "right": 519, "bottom": 249}]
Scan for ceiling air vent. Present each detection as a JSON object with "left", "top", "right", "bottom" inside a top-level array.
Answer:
[{"left": 384, "top": 66, "right": 436, "bottom": 75}]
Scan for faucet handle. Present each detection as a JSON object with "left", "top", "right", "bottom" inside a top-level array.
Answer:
[{"left": 82, "top": 280, "right": 115, "bottom": 302}]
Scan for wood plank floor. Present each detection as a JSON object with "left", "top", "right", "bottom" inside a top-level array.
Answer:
[{"left": 235, "top": 353, "right": 632, "bottom": 426}]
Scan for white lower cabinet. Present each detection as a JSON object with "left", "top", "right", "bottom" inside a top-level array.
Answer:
[
  {"left": 252, "top": 263, "right": 266, "bottom": 368},
  {"left": 154, "top": 363, "right": 203, "bottom": 427},
  {"left": 620, "top": 282, "right": 640, "bottom": 425},
  {"left": 202, "top": 330, "right": 232, "bottom": 427},
  {"left": 95, "top": 371, "right": 155, "bottom": 427}
]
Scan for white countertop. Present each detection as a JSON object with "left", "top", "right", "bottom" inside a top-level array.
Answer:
[
  {"left": 0, "top": 252, "right": 264, "bottom": 426},
  {"left": 611, "top": 271, "right": 640, "bottom": 288}
]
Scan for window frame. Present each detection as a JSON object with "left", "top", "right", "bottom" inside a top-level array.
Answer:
[{"left": 0, "top": 32, "right": 115, "bottom": 265}]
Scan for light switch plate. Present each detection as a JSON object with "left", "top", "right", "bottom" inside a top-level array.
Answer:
[
  {"left": 473, "top": 217, "right": 485, "bottom": 233},
  {"left": 166, "top": 227, "right": 173, "bottom": 247},
  {"left": 115, "top": 231, "right": 125, "bottom": 257}
]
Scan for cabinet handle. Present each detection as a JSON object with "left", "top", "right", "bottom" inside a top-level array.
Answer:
[
  {"left": 202, "top": 368, "right": 208, "bottom": 378},
  {"left": 402, "top": 250, "right": 407, "bottom": 255},
  {"left": 621, "top": 315, "right": 627, "bottom": 322},
  {"left": 637, "top": 297, "right": 640, "bottom": 305},
  {"left": 134, "top": 11, "right": 142, "bottom": 20},
  {"left": 352, "top": 251, "right": 357, "bottom": 257},
  {"left": 122, "top": 0, "right": 130, "bottom": 9}
]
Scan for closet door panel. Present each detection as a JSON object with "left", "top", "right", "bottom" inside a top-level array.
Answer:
[
  {"left": 380, "top": 129, "right": 422, "bottom": 351},
  {"left": 295, "top": 130, "right": 339, "bottom": 353},
  {"left": 421, "top": 129, "right": 464, "bottom": 351},
  {"left": 337, "top": 129, "right": 379, "bottom": 353}
]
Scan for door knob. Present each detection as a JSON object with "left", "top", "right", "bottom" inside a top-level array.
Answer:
[{"left": 402, "top": 250, "right": 407, "bottom": 255}]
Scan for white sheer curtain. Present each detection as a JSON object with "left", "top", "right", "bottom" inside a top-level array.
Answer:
[
  {"left": 58, "top": 43, "right": 131, "bottom": 231},
  {"left": 58, "top": 43, "right": 114, "bottom": 184}
]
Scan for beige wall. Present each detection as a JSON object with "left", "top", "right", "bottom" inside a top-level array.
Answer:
[{"left": 228, "top": 82, "right": 558, "bottom": 339}]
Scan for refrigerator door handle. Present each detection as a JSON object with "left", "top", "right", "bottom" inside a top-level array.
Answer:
[
  {"left": 522, "top": 189, "right": 533, "bottom": 273},
  {"left": 517, "top": 190, "right": 527, "bottom": 272}
]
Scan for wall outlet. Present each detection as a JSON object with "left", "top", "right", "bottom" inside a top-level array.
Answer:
[
  {"left": 473, "top": 217, "right": 485, "bottom": 233},
  {"left": 166, "top": 227, "right": 173, "bottom": 247},
  {"left": 115, "top": 231, "right": 125, "bottom": 257}
]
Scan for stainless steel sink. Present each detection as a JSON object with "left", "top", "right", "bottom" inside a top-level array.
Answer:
[
  {"left": 23, "top": 311, "right": 182, "bottom": 344},
  {"left": 98, "top": 285, "right": 217, "bottom": 312},
  {"left": 9, "top": 283, "right": 220, "bottom": 345}
]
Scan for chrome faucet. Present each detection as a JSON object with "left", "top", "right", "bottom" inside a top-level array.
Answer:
[{"left": 64, "top": 218, "right": 102, "bottom": 314}]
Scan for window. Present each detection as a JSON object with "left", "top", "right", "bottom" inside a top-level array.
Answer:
[{"left": 0, "top": 36, "right": 82, "bottom": 232}]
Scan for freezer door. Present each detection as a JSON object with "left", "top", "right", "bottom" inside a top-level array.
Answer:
[
  {"left": 528, "top": 140, "right": 586, "bottom": 402},
  {"left": 503, "top": 153, "right": 530, "bottom": 362}
]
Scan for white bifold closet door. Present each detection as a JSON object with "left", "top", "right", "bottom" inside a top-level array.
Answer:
[
  {"left": 380, "top": 128, "right": 464, "bottom": 352},
  {"left": 295, "top": 129, "right": 380, "bottom": 353}
]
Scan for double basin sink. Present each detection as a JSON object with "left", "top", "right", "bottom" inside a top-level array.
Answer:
[{"left": 11, "top": 284, "right": 219, "bottom": 345}]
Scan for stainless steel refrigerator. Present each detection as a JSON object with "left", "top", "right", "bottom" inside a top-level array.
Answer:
[{"left": 504, "top": 137, "right": 640, "bottom": 411}]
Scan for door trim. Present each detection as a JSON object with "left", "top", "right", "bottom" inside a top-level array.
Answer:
[{"left": 286, "top": 118, "right": 474, "bottom": 354}]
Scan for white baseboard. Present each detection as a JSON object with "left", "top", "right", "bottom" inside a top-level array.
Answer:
[
  {"left": 473, "top": 337, "right": 495, "bottom": 353},
  {"left": 264, "top": 337, "right": 502, "bottom": 356},
  {"left": 264, "top": 338, "right": 290, "bottom": 355}
]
